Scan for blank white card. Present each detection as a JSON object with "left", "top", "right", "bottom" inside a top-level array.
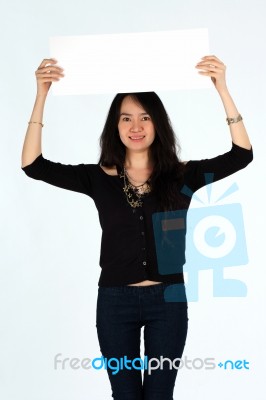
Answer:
[{"left": 50, "top": 29, "right": 211, "bottom": 95}]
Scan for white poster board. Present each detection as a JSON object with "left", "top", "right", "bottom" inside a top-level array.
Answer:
[{"left": 50, "top": 29, "right": 211, "bottom": 95}]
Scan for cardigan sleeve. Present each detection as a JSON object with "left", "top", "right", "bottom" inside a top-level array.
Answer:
[
  {"left": 184, "top": 142, "right": 253, "bottom": 193},
  {"left": 21, "top": 153, "right": 93, "bottom": 197}
]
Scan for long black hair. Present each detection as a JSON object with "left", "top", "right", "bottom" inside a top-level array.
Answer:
[{"left": 98, "top": 92, "right": 187, "bottom": 211}]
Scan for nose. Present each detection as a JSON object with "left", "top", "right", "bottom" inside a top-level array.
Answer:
[{"left": 130, "top": 120, "right": 143, "bottom": 133}]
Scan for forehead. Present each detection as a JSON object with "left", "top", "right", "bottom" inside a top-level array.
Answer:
[{"left": 120, "top": 96, "right": 146, "bottom": 112}]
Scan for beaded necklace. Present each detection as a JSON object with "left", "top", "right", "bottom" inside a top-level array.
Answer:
[{"left": 119, "top": 166, "right": 152, "bottom": 208}]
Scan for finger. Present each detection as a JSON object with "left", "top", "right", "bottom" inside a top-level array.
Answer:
[
  {"left": 197, "top": 59, "right": 225, "bottom": 67},
  {"left": 35, "top": 69, "right": 64, "bottom": 82},
  {"left": 37, "top": 58, "right": 58, "bottom": 69},
  {"left": 197, "top": 57, "right": 225, "bottom": 71},
  {"left": 36, "top": 63, "right": 64, "bottom": 72},
  {"left": 37, "top": 73, "right": 64, "bottom": 80},
  {"left": 201, "top": 55, "right": 224, "bottom": 64},
  {"left": 38, "top": 77, "right": 61, "bottom": 83},
  {"left": 197, "top": 71, "right": 218, "bottom": 77},
  {"left": 196, "top": 65, "right": 220, "bottom": 73},
  {"left": 196, "top": 61, "right": 226, "bottom": 72},
  {"left": 35, "top": 65, "right": 64, "bottom": 75},
  {"left": 196, "top": 64, "right": 224, "bottom": 74}
]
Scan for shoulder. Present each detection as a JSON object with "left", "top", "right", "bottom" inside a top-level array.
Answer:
[{"left": 99, "top": 165, "right": 118, "bottom": 176}]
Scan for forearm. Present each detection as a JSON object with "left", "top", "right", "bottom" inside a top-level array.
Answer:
[
  {"left": 21, "top": 58, "right": 64, "bottom": 168},
  {"left": 218, "top": 87, "right": 252, "bottom": 150},
  {"left": 196, "top": 56, "right": 252, "bottom": 151},
  {"left": 21, "top": 94, "right": 47, "bottom": 168}
]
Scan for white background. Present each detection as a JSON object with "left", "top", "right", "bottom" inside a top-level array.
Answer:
[{"left": 0, "top": 0, "right": 265, "bottom": 399}]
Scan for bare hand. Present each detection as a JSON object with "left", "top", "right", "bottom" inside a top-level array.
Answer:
[
  {"left": 195, "top": 55, "right": 227, "bottom": 92},
  {"left": 35, "top": 58, "right": 64, "bottom": 96}
]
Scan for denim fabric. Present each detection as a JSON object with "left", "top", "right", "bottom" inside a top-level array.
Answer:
[{"left": 96, "top": 283, "right": 188, "bottom": 400}]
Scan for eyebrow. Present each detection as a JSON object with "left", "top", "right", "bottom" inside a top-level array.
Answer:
[{"left": 119, "top": 112, "right": 150, "bottom": 116}]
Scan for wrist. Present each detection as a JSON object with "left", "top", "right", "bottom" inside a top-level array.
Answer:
[
  {"left": 216, "top": 84, "right": 230, "bottom": 97},
  {"left": 34, "top": 94, "right": 48, "bottom": 109},
  {"left": 36, "top": 93, "right": 48, "bottom": 100}
]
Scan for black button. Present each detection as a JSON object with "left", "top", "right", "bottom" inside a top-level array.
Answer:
[
  {"left": 141, "top": 231, "right": 145, "bottom": 236},
  {"left": 143, "top": 261, "right": 147, "bottom": 266},
  {"left": 140, "top": 216, "right": 143, "bottom": 220},
  {"left": 142, "top": 247, "right": 146, "bottom": 251}
]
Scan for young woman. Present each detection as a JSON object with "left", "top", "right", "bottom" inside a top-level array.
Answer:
[{"left": 21, "top": 55, "right": 253, "bottom": 399}]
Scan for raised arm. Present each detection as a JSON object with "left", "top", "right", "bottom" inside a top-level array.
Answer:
[
  {"left": 21, "top": 58, "right": 64, "bottom": 168},
  {"left": 195, "top": 55, "right": 252, "bottom": 150}
]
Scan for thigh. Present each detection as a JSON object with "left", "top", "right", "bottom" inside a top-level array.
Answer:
[
  {"left": 96, "top": 287, "right": 143, "bottom": 400},
  {"left": 142, "top": 285, "right": 188, "bottom": 400}
]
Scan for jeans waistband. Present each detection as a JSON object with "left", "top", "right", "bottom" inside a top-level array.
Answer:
[{"left": 98, "top": 282, "right": 185, "bottom": 295}]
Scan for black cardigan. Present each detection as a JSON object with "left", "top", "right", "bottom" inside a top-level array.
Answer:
[{"left": 21, "top": 142, "right": 253, "bottom": 287}]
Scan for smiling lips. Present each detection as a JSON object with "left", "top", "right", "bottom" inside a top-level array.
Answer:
[{"left": 129, "top": 135, "right": 145, "bottom": 141}]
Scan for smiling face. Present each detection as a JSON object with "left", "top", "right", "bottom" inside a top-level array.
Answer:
[{"left": 118, "top": 96, "right": 156, "bottom": 153}]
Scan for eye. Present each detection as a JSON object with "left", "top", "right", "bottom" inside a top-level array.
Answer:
[
  {"left": 142, "top": 115, "right": 151, "bottom": 121},
  {"left": 121, "top": 116, "right": 131, "bottom": 122}
]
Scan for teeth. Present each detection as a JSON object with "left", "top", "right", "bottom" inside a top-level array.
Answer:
[{"left": 129, "top": 136, "right": 144, "bottom": 140}]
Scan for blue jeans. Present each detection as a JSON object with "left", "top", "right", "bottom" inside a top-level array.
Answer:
[{"left": 96, "top": 283, "right": 188, "bottom": 400}]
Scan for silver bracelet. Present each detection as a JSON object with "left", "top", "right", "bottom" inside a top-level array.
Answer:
[
  {"left": 226, "top": 114, "right": 243, "bottom": 125},
  {"left": 28, "top": 121, "right": 44, "bottom": 128}
]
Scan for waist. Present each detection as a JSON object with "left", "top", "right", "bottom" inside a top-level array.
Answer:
[
  {"left": 127, "top": 280, "right": 162, "bottom": 287},
  {"left": 98, "top": 281, "right": 186, "bottom": 297}
]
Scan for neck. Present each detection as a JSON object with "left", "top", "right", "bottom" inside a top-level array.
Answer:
[{"left": 124, "top": 150, "right": 153, "bottom": 170}]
